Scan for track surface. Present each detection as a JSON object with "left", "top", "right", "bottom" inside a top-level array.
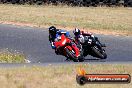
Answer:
[{"left": 0, "top": 24, "right": 132, "bottom": 63}]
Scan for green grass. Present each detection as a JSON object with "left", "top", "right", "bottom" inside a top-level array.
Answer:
[
  {"left": 0, "top": 4, "right": 132, "bottom": 35},
  {"left": 0, "top": 64, "right": 131, "bottom": 88},
  {"left": 0, "top": 49, "right": 26, "bottom": 63}
]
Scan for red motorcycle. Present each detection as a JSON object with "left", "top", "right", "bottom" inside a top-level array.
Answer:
[{"left": 54, "top": 34, "right": 84, "bottom": 62}]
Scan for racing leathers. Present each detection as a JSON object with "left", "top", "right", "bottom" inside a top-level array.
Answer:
[
  {"left": 49, "top": 29, "right": 70, "bottom": 49},
  {"left": 74, "top": 31, "right": 105, "bottom": 48},
  {"left": 74, "top": 31, "right": 94, "bottom": 45}
]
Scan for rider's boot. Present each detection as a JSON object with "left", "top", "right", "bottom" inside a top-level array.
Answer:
[{"left": 65, "top": 57, "right": 70, "bottom": 61}]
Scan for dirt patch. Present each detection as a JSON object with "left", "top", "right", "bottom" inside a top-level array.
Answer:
[
  {"left": 0, "top": 5, "right": 131, "bottom": 36},
  {"left": 0, "top": 21, "right": 38, "bottom": 28},
  {"left": 56, "top": 26, "right": 126, "bottom": 36},
  {"left": 0, "top": 21, "right": 127, "bottom": 36}
]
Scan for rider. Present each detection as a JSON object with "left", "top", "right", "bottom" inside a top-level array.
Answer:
[
  {"left": 48, "top": 26, "right": 70, "bottom": 54},
  {"left": 73, "top": 28, "right": 105, "bottom": 47}
]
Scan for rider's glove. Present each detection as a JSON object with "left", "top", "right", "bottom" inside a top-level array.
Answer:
[{"left": 88, "top": 38, "right": 92, "bottom": 44}]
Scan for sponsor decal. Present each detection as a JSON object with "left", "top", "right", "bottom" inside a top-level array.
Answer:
[{"left": 76, "top": 68, "right": 131, "bottom": 85}]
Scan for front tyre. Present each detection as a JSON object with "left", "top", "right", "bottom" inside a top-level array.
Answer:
[
  {"left": 92, "top": 46, "right": 107, "bottom": 59},
  {"left": 65, "top": 48, "right": 79, "bottom": 62},
  {"left": 101, "top": 50, "right": 107, "bottom": 59}
]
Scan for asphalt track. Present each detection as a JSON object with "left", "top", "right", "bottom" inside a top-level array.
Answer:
[{"left": 0, "top": 24, "right": 132, "bottom": 63}]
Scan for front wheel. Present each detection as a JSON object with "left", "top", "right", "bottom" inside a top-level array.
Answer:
[
  {"left": 65, "top": 48, "right": 79, "bottom": 62},
  {"left": 92, "top": 46, "right": 107, "bottom": 59}
]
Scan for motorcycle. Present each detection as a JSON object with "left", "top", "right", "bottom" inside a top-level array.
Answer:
[
  {"left": 54, "top": 34, "right": 84, "bottom": 62},
  {"left": 80, "top": 36, "right": 107, "bottom": 59}
]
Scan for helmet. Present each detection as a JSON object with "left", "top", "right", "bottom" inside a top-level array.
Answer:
[
  {"left": 73, "top": 28, "right": 80, "bottom": 36},
  {"left": 49, "top": 26, "right": 57, "bottom": 36}
]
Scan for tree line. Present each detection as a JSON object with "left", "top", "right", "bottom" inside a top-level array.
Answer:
[{"left": 0, "top": 0, "right": 132, "bottom": 7}]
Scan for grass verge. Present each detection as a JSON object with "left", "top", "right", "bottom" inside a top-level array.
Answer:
[
  {"left": 0, "top": 4, "right": 132, "bottom": 36},
  {"left": 0, "top": 64, "right": 131, "bottom": 88},
  {"left": 0, "top": 49, "right": 26, "bottom": 63}
]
